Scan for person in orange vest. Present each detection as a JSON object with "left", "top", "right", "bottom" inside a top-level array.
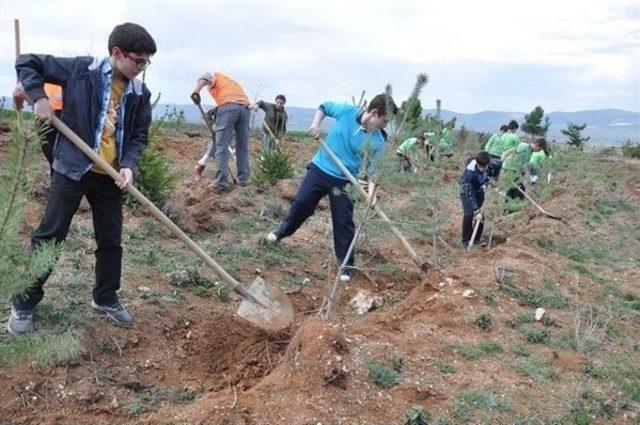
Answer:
[
  {"left": 13, "top": 82, "right": 63, "bottom": 175},
  {"left": 191, "top": 72, "right": 251, "bottom": 190}
]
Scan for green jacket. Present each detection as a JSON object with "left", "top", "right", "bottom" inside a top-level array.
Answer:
[
  {"left": 485, "top": 132, "right": 503, "bottom": 156},
  {"left": 502, "top": 142, "right": 532, "bottom": 172},
  {"left": 397, "top": 137, "right": 420, "bottom": 156},
  {"left": 500, "top": 131, "right": 520, "bottom": 154},
  {"left": 529, "top": 150, "right": 547, "bottom": 165},
  {"left": 439, "top": 128, "right": 453, "bottom": 149}
]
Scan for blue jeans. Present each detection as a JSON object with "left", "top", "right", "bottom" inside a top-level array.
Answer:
[
  {"left": 214, "top": 103, "right": 251, "bottom": 185},
  {"left": 276, "top": 164, "right": 355, "bottom": 267}
]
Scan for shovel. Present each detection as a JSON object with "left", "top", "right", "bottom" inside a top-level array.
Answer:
[
  {"left": 261, "top": 120, "right": 281, "bottom": 149},
  {"left": 516, "top": 186, "right": 562, "bottom": 220},
  {"left": 42, "top": 112, "right": 293, "bottom": 331},
  {"left": 191, "top": 97, "right": 239, "bottom": 185},
  {"left": 318, "top": 138, "right": 431, "bottom": 271},
  {"left": 467, "top": 214, "right": 482, "bottom": 251}
]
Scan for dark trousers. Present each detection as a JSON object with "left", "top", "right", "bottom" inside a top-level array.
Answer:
[
  {"left": 396, "top": 152, "right": 412, "bottom": 172},
  {"left": 506, "top": 183, "right": 525, "bottom": 200},
  {"left": 425, "top": 145, "right": 435, "bottom": 162},
  {"left": 214, "top": 103, "right": 251, "bottom": 185},
  {"left": 276, "top": 164, "right": 355, "bottom": 267},
  {"left": 488, "top": 155, "right": 502, "bottom": 179},
  {"left": 460, "top": 192, "right": 484, "bottom": 244},
  {"left": 13, "top": 171, "right": 123, "bottom": 310}
]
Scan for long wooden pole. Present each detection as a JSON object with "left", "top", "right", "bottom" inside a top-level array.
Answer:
[{"left": 516, "top": 186, "right": 561, "bottom": 220}]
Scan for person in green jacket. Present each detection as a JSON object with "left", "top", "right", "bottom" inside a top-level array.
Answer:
[
  {"left": 484, "top": 124, "right": 508, "bottom": 178},
  {"left": 424, "top": 131, "right": 436, "bottom": 161},
  {"left": 439, "top": 125, "right": 454, "bottom": 157},
  {"left": 500, "top": 137, "right": 547, "bottom": 201},
  {"left": 528, "top": 140, "right": 550, "bottom": 185},
  {"left": 501, "top": 120, "right": 521, "bottom": 153},
  {"left": 397, "top": 133, "right": 427, "bottom": 172}
]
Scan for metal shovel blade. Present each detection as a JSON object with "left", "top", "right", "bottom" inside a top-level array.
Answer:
[{"left": 237, "top": 277, "right": 294, "bottom": 332}]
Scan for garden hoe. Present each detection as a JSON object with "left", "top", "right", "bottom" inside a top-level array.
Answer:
[
  {"left": 190, "top": 95, "right": 239, "bottom": 184},
  {"left": 516, "top": 187, "right": 562, "bottom": 220},
  {"left": 318, "top": 137, "right": 432, "bottom": 272},
  {"left": 41, "top": 113, "right": 293, "bottom": 331}
]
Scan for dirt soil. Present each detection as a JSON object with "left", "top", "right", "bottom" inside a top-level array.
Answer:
[{"left": 1, "top": 123, "right": 639, "bottom": 425}]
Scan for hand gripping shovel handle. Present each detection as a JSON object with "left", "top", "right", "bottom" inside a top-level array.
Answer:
[
  {"left": 49, "top": 115, "right": 266, "bottom": 308},
  {"left": 317, "top": 138, "right": 430, "bottom": 271}
]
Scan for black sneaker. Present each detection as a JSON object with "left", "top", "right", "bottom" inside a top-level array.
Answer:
[
  {"left": 7, "top": 306, "right": 34, "bottom": 335},
  {"left": 474, "top": 237, "right": 488, "bottom": 247},
  {"left": 91, "top": 300, "right": 133, "bottom": 327}
]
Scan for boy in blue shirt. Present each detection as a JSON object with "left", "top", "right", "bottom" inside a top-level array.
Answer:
[
  {"left": 9, "top": 23, "right": 156, "bottom": 334},
  {"left": 459, "top": 151, "right": 490, "bottom": 248},
  {"left": 266, "top": 94, "right": 397, "bottom": 281}
]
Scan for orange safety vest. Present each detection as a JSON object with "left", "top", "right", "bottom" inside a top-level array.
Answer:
[
  {"left": 44, "top": 83, "right": 63, "bottom": 111},
  {"left": 206, "top": 72, "right": 249, "bottom": 107}
]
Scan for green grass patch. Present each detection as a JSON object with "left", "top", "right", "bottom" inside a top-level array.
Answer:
[
  {"left": 0, "top": 331, "right": 83, "bottom": 367},
  {"left": 122, "top": 386, "right": 203, "bottom": 416},
  {"left": 456, "top": 340, "right": 502, "bottom": 361},
  {"left": 511, "top": 353, "right": 556, "bottom": 381},
  {"left": 522, "top": 327, "right": 550, "bottom": 344},
  {"left": 453, "top": 389, "right": 510, "bottom": 422},
  {"left": 365, "top": 357, "right": 402, "bottom": 389}
]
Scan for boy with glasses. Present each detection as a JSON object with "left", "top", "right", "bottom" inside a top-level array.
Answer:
[{"left": 9, "top": 22, "right": 157, "bottom": 334}]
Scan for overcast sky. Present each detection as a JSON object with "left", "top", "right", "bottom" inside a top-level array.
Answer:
[{"left": 1, "top": 0, "right": 638, "bottom": 113}]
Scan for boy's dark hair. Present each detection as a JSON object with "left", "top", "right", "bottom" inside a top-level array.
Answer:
[
  {"left": 417, "top": 133, "right": 426, "bottom": 141},
  {"left": 367, "top": 93, "right": 398, "bottom": 116},
  {"left": 500, "top": 125, "right": 508, "bottom": 132},
  {"left": 508, "top": 120, "right": 519, "bottom": 130},
  {"left": 476, "top": 151, "right": 491, "bottom": 167},
  {"left": 275, "top": 94, "right": 286, "bottom": 103},
  {"left": 108, "top": 23, "right": 157, "bottom": 55}
]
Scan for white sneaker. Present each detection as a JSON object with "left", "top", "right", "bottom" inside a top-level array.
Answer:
[
  {"left": 339, "top": 273, "right": 351, "bottom": 282},
  {"left": 266, "top": 232, "right": 279, "bottom": 244}
]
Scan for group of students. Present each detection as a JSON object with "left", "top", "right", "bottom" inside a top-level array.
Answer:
[
  {"left": 7, "top": 21, "right": 398, "bottom": 334},
  {"left": 191, "top": 74, "right": 289, "bottom": 188},
  {"left": 395, "top": 124, "right": 455, "bottom": 172},
  {"left": 458, "top": 119, "right": 550, "bottom": 248},
  {"left": 7, "top": 20, "right": 551, "bottom": 336}
]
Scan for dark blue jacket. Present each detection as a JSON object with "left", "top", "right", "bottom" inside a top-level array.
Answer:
[
  {"left": 458, "top": 157, "right": 489, "bottom": 213},
  {"left": 16, "top": 54, "right": 151, "bottom": 181}
]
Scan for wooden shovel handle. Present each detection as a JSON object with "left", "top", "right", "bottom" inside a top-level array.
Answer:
[
  {"left": 318, "top": 138, "right": 430, "bottom": 270},
  {"left": 49, "top": 116, "right": 260, "bottom": 300}
]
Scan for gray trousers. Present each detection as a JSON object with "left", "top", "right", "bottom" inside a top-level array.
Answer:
[{"left": 214, "top": 103, "right": 251, "bottom": 185}]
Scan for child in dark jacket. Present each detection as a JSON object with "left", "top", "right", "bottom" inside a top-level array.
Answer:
[
  {"left": 459, "top": 151, "right": 490, "bottom": 248},
  {"left": 9, "top": 22, "right": 156, "bottom": 335}
]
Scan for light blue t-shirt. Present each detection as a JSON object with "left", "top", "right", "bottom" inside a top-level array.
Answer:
[{"left": 311, "top": 102, "right": 387, "bottom": 180}]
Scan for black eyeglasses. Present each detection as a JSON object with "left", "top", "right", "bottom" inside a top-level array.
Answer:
[{"left": 123, "top": 52, "right": 151, "bottom": 69}]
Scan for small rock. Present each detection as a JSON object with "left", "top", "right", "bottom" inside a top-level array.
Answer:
[
  {"left": 110, "top": 397, "right": 119, "bottom": 409},
  {"left": 138, "top": 286, "right": 151, "bottom": 293},
  {"left": 535, "top": 307, "right": 546, "bottom": 321},
  {"left": 255, "top": 268, "right": 261, "bottom": 274},
  {"left": 462, "top": 289, "right": 476, "bottom": 298},
  {"left": 186, "top": 331, "right": 193, "bottom": 339},
  {"left": 349, "top": 290, "right": 382, "bottom": 315}
]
